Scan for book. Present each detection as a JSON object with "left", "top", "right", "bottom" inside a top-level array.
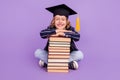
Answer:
[
  {"left": 49, "top": 49, "right": 70, "bottom": 53},
  {"left": 49, "top": 37, "right": 71, "bottom": 42},
  {"left": 49, "top": 44, "right": 70, "bottom": 47},
  {"left": 49, "top": 41, "right": 70, "bottom": 45},
  {"left": 48, "top": 63, "right": 68, "bottom": 67},
  {"left": 49, "top": 52, "right": 69, "bottom": 55},
  {"left": 49, "top": 46, "right": 69, "bottom": 50},
  {"left": 47, "top": 69, "right": 69, "bottom": 72},
  {"left": 48, "top": 55, "right": 70, "bottom": 59},
  {"left": 48, "top": 59, "right": 69, "bottom": 63},
  {"left": 47, "top": 66, "right": 68, "bottom": 70}
]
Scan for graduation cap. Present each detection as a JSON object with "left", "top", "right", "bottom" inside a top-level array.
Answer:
[
  {"left": 46, "top": 4, "right": 81, "bottom": 32},
  {"left": 46, "top": 4, "right": 77, "bottom": 18}
]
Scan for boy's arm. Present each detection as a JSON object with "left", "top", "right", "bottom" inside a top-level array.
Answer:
[
  {"left": 64, "top": 27, "right": 80, "bottom": 41},
  {"left": 40, "top": 27, "right": 56, "bottom": 39}
]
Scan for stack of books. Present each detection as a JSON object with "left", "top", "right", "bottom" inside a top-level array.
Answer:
[{"left": 47, "top": 36, "right": 71, "bottom": 72}]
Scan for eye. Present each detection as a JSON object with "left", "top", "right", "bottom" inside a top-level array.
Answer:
[
  {"left": 55, "top": 18, "right": 59, "bottom": 21},
  {"left": 62, "top": 18, "right": 66, "bottom": 21}
]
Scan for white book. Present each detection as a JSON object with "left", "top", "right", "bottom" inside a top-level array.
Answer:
[
  {"left": 49, "top": 41, "right": 70, "bottom": 45},
  {"left": 49, "top": 52, "right": 70, "bottom": 55},
  {"left": 47, "top": 66, "right": 68, "bottom": 70},
  {"left": 48, "top": 59, "right": 69, "bottom": 63},
  {"left": 48, "top": 63, "right": 68, "bottom": 67},
  {"left": 49, "top": 46, "right": 69, "bottom": 50},
  {"left": 49, "top": 49, "right": 70, "bottom": 52},
  {"left": 48, "top": 55, "right": 70, "bottom": 59},
  {"left": 47, "top": 69, "right": 69, "bottom": 72},
  {"left": 49, "top": 44, "right": 70, "bottom": 47}
]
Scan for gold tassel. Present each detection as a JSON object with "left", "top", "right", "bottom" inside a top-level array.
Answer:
[{"left": 75, "top": 15, "right": 80, "bottom": 32}]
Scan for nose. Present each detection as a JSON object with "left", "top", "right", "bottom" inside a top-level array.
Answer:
[{"left": 58, "top": 19, "right": 62, "bottom": 23}]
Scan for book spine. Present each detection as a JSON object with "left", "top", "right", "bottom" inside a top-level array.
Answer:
[
  {"left": 47, "top": 66, "right": 68, "bottom": 70},
  {"left": 49, "top": 52, "right": 70, "bottom": 55},
  {"left": 49, "top": 44, "right": 70, "bottom": 47},
  {"left": 48, "top": 55, "right": 70, "bottom": 59},
  {"left": 48, "top": 59, "right": 69, "bottom": 63},
  {"left": 49, "top": 41, "right": 70, "bottom": 45},
  {"left": 47, "top": 69, "right": 69, "bottom": 72},
  {"left": 48, "top": 63, "right": 68, "bottom": 67},
  {"left": 49, "top": 46, "right": 69, "bottom": 50},
  {"left": 49, "top": 37, "right": 71, "bottom": 42},
  {"left": 49, "top": 49, "right": 70, "bottom": 53}
]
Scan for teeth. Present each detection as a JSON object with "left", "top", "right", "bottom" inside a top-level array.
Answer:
[
  {"left": 57, "top": 24, "right": 64, "bottom": 27},
  {"left": 59, "top": 24, "right": 62, "bottom": 25}
]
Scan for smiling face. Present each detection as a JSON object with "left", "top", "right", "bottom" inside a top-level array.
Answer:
[{"left": 54, "top": 15, "right": 67, "bottom": 30}]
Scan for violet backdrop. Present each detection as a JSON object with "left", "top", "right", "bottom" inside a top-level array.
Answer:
[{"left": 0, "top": 0, "right": 120, "bottom": 80}]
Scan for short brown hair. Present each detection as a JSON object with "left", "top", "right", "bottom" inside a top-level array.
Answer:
[{"left": 49, "top": 17, "right": 71, "bottom": 29}]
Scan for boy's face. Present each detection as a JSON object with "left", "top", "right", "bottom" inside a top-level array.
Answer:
[{"left": 54, "top": 15, "right": 67, "bottom": 30}]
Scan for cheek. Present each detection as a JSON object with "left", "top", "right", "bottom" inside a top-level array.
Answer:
[
  {"left": 55, "top": 20, "right": 58, "bottom": 25},
  {"left": 54, "top": 22, "right": 57, "bottom": 27},
  {"left": 54, "top": 21, "right": 59, "bottom": 28},
  {"left": 63, "top": 21, "right": 67, "bottom": 25}
]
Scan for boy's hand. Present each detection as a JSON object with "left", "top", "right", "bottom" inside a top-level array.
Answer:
[
  {"left": 56, "top": 32, "right": 65, "bottom": 36},
  {"left": 51, "top": 34, "right": 57, "bottom": 36},
  {"left": 52, "top": 29, "right": 72, "bottom": 37},
  {"left": 56, "top": 29, "right": 72, "bottom": 33},
  {"left": 51, "top": 32, "right": 65, "bottom": 37}
]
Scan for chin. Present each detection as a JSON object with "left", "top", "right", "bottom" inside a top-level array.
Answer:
[
  {"left": 57, "top": 27, "right": 64, "bottom": 30},
  {"left": 56, "top": 26, "right": 66, "bottom": 30}
]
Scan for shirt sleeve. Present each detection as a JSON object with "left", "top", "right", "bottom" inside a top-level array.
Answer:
[
  {"left": 64, "top": 27, "right": 80, "bottom": 42},
  {"left": 40, "top": 27, "right": 56, "bottom": 39}
]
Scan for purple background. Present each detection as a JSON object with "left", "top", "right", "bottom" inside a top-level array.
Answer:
[{"left": 0, "top": 0, "right": 120, "bottom": 80}]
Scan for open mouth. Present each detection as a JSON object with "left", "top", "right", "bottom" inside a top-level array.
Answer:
[{"left": 57, "top": 24, "right": 64, "bottom": 27}]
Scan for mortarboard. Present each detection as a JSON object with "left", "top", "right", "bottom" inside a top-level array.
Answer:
[{"left": 46, "top": 4, "right": 77, "bottom": 18}]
